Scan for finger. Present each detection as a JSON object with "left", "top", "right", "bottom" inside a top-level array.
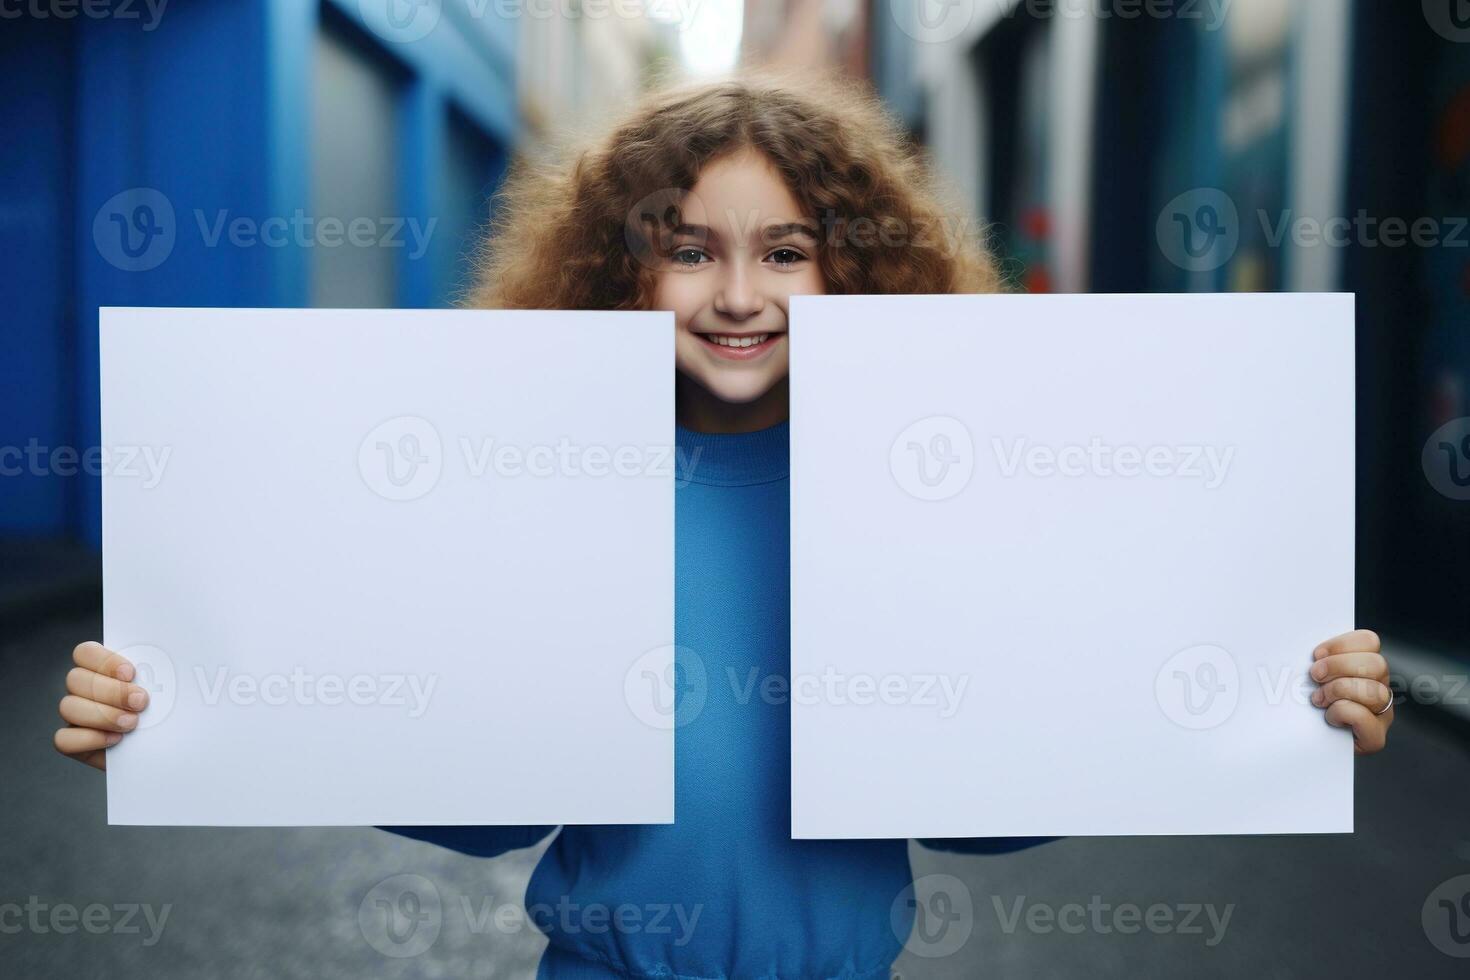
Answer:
[
  {"left": 65, "top": 667, "right": 149, "bottom": 712},
  {"left": 1312, "top": 629, "right": 1381, "bottom": 660},
  {"left": 1311, "top": 676, "right": 1392, "bottom": 713},
  {"left": 1324, "top": 698, "right": 1388, "bottom": 754},
  {"left": 58, "top": 694, "right": 138, "bottom": 733},
  {"left": 1310, "top": 651, "right": 1389, "bottom": 685},
  {"left": 54, "top": 726, "right": 123, "bottom": 757},
  {"left": 72, "top": 641, "right": 136, "bottom": 683}
]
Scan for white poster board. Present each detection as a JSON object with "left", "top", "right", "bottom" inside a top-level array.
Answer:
[
  {"left": 103, "top": 307, "right": 674, "bottom": 826},
  {"left": 789, "top": 293, "right": 1355, "bottom": 838}
]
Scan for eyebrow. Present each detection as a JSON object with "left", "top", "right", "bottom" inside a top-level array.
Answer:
[{"left": 671, "top": 222, "right": 818, "bottom": 242}]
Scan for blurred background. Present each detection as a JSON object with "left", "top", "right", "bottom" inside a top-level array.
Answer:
[{"left": 3, "top": 1, "right": 1469, "bottom": 977}]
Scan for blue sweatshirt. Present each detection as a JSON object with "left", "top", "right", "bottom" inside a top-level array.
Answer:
[{"left": 385, "top": 421, "right": 1055, "bottom": 978}]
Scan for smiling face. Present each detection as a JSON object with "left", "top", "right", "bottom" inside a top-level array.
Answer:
[{"left": 651, "top": 148, "right": 825, "bottom": 433}]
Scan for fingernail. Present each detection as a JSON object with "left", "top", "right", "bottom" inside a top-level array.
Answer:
[
  {"left": 1310, "top": 663, "right": 1325, "bottom": 680},
  {"left": 105, "top": 733, "right": 122, "bottom": 746},
  {"left": 118, "top": 713, "right": 138, "bottom": 730},
  {"left": 1311, "top": 690, "right": 1323, "bottom": 706},
  {"left": 116, "top": 664, "right": 135, "bottom": 682},
  {"left": 128, "top": 690, "right": 148, "bottom": 710}
]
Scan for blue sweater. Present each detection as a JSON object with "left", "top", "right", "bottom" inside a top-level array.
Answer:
[{"left": 385, "top": 421, "right": 1055, "bottom": 978}]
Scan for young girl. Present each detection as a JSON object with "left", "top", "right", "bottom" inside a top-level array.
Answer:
[{"left": 56, "top": 72, "right": 1395, "bottom": 978}]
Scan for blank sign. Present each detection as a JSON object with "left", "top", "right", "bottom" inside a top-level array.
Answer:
[
  {"left": 789, "top": 293, "right": 1355, "bottom": 838},
  {"left": 103, "top": 308, "right": 674, "bottom": 826}
]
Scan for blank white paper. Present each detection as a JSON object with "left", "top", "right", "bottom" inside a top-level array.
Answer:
[
  {"left": 789, "top": 293, "right": 1355, "bottom": 838},
  {"left": 103, "top": 307, "right": 674, "bottom": 826}
]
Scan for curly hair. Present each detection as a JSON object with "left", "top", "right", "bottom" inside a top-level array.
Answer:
[{"left": 463, "top": 69, "right": 1004, "bottom": 310}]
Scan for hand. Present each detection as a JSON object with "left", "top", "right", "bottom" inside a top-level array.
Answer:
[
  {"left": 1309, "top": 629, "right": 1392, "bottom": 755},
  {"left": 54, "top": 642, "right": 150, "bottom": 771}
]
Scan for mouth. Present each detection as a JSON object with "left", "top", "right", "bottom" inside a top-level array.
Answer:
[{"left": 694, "top": 331, "right": 785, "bottom": 361}]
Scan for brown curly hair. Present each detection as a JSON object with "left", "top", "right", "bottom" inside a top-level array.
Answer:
[{"left": 463, "top": 69, "right": 1004, "bottom": 310}]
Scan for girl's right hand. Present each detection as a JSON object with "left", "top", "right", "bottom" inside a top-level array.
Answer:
[{"left": 54, "top": 642, "right": 150, "bottom": 771}]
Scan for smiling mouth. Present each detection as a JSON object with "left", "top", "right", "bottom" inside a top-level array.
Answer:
[{"left": 697, "top": 332, "right": 784, "bottom": 356}]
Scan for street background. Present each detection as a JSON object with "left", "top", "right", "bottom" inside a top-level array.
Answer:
[{"left": 3, "top": 1, "right": 1469, "bottom": 976}]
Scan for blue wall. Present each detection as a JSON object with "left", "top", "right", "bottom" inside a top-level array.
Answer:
[{"left": 1, "top": 0, "right": 518, "bottom": 548}]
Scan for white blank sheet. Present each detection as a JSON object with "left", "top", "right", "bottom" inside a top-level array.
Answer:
[
  {"left": 103, "top": 308, "right": 674, "bottom": 826},
  {"left": 789, "top": 293, "right": 1355, "bottom": 838}
]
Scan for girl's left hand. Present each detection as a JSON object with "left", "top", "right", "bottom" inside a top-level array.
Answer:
[{"left": 1309, "top": 629, "right": 1393, "bottom": 755}]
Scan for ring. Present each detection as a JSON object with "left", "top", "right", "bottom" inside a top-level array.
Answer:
[{"left": 1375, "top": 691, "right": 1394, "bottom": 716}]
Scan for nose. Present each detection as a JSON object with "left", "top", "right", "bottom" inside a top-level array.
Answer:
[{"left": 713, "top": 261, "right": 764, "bottom": 321}]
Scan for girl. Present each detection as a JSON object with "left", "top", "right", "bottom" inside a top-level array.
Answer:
[{"left": 55, "top": 72, "right": 1395, "bottom": 978}]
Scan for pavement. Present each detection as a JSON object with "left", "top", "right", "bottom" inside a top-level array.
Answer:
[{"left": 3, "top": 607, "right": 1469, "bottom": 979}]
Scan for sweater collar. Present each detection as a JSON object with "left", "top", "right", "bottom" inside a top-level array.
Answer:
[{"left": 675, "top": 421, "right": 790, "bottom": 486}]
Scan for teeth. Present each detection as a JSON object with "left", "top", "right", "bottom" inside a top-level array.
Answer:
[{"left": 709, "top": 334, "right": 770, "bottom": 348}]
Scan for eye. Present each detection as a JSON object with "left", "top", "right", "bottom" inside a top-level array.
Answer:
[
  {"left": 671, "top": 247, "right": 710, "bottom": 267},
  {"left": 766, "top": 247, "right": 807, "bottom": 267}
]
